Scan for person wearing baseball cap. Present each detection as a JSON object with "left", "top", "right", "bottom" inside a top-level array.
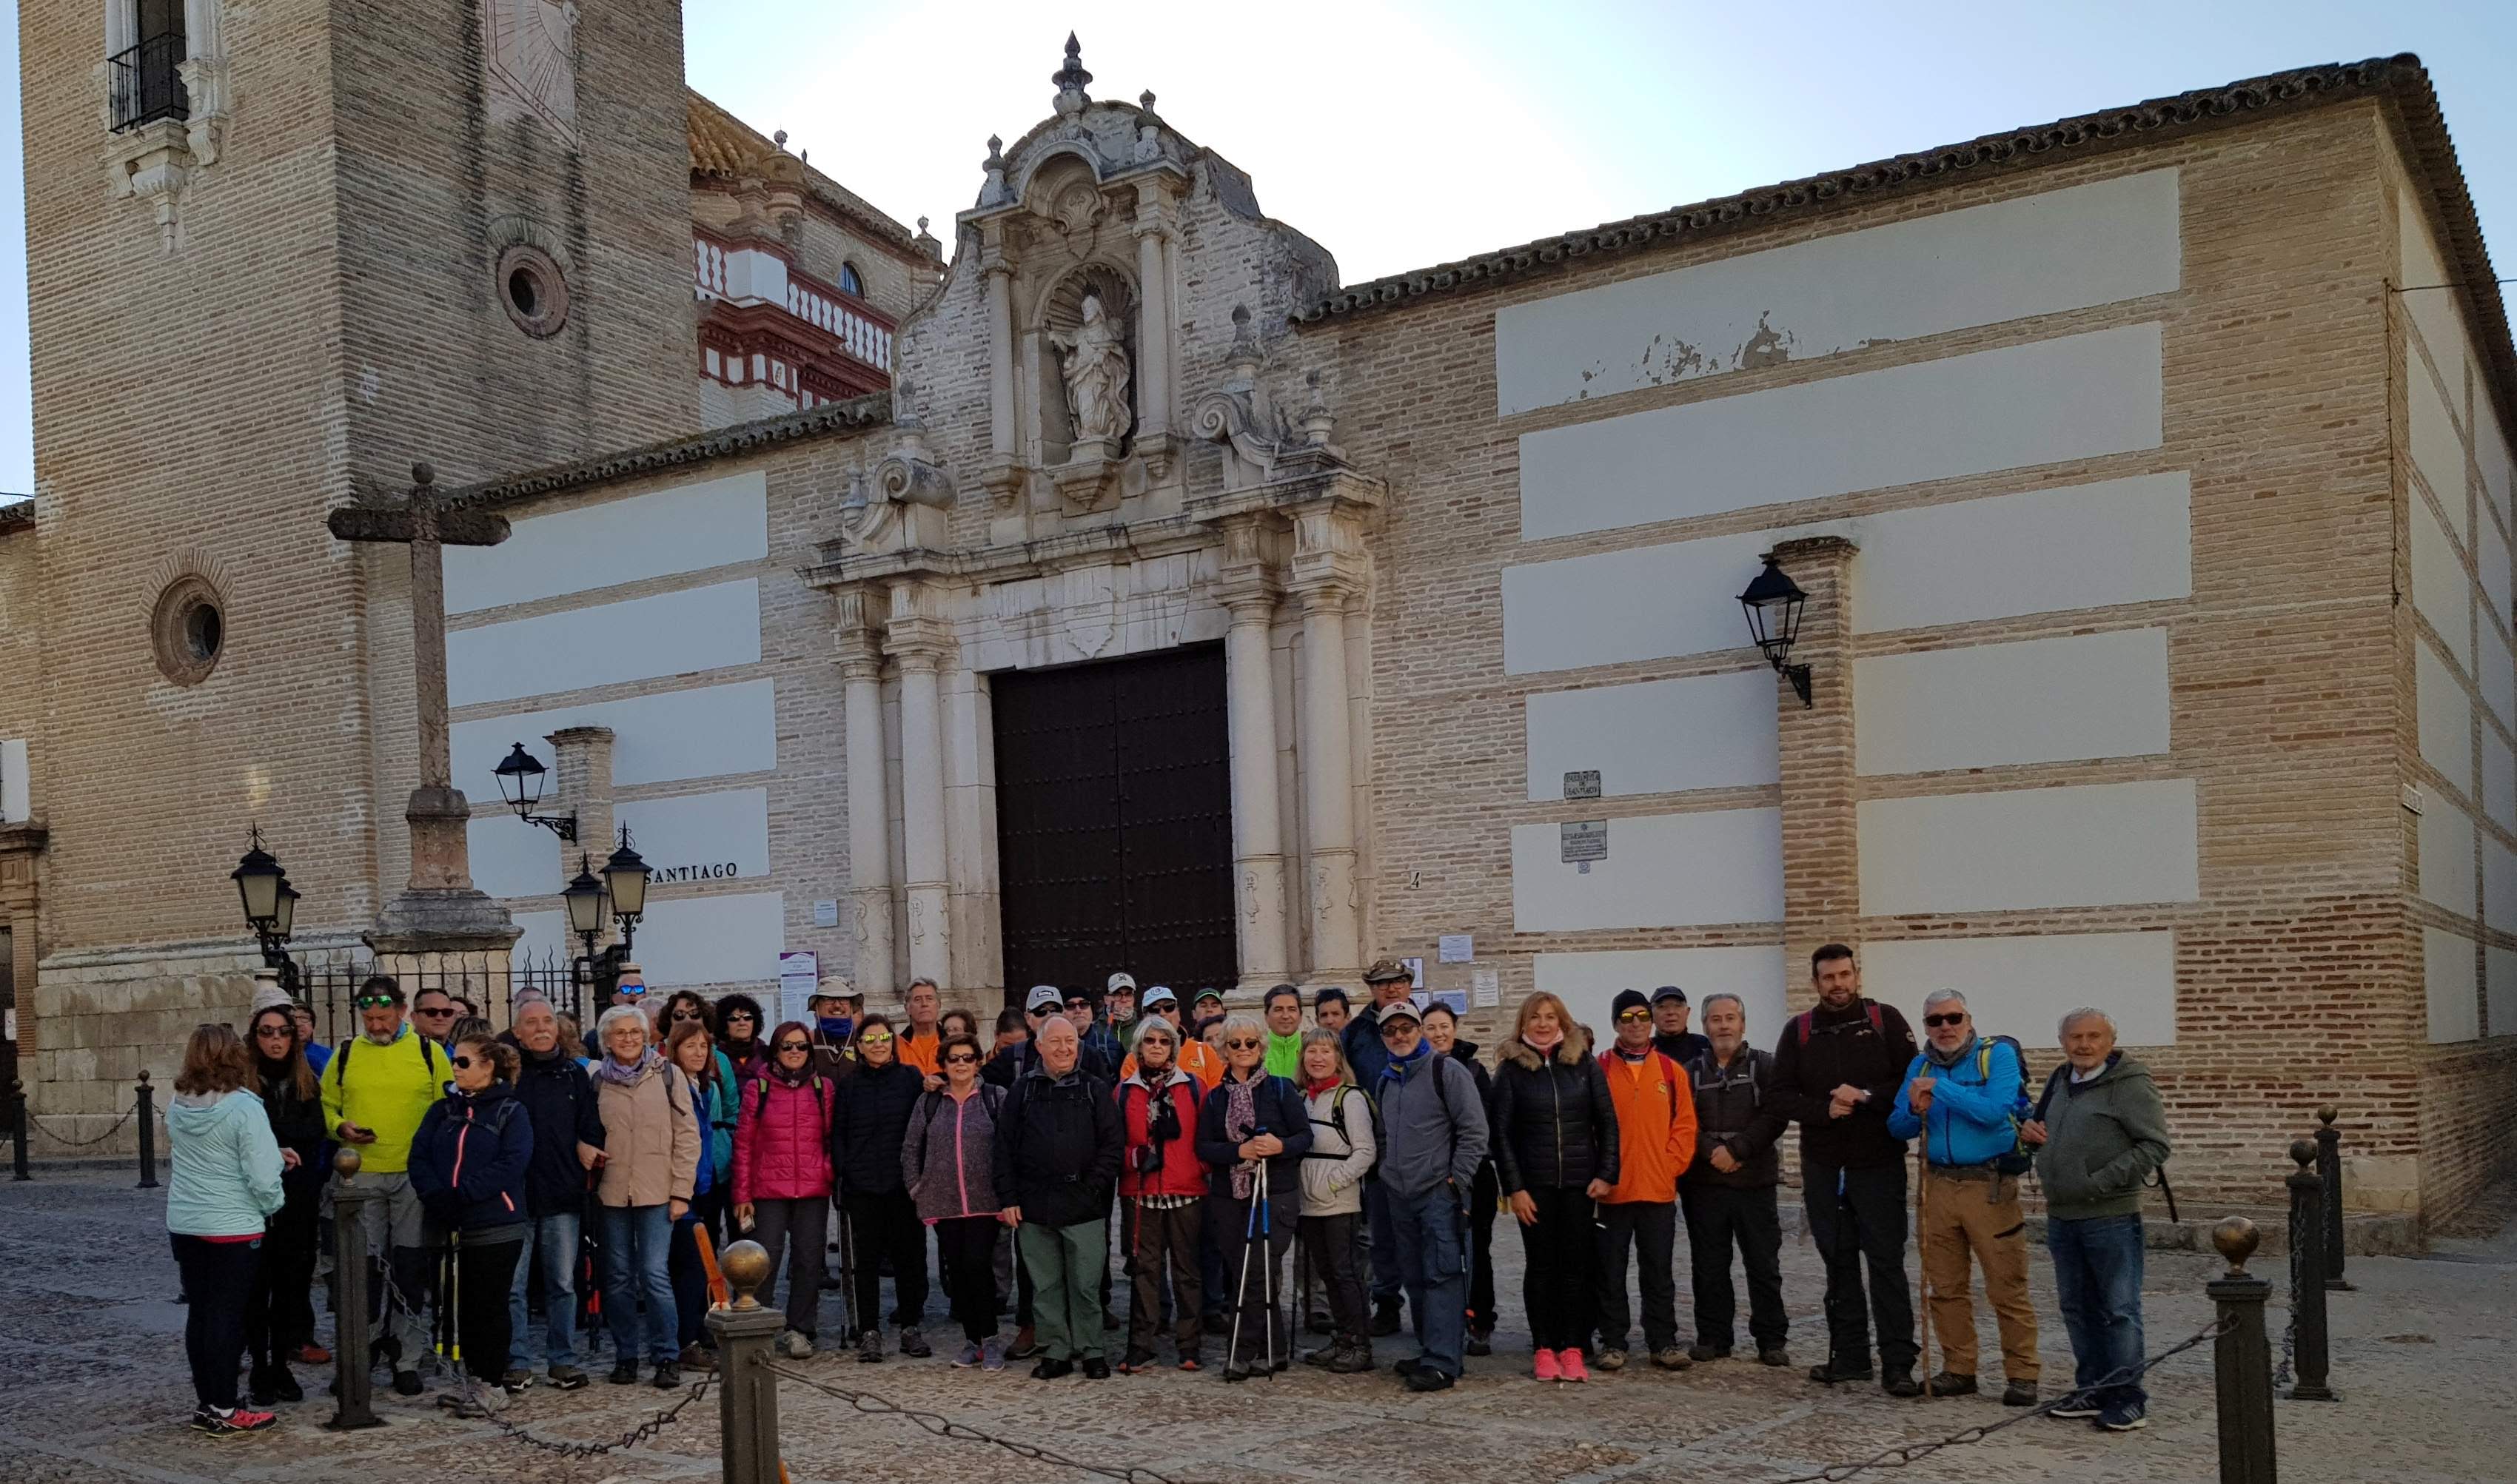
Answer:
[
  {"left": 1344, "top": 957, "right": 1418, "bottom": 1336},
  {"left": 1124, "top": 987, "right": 1221, "bottom": 1089},
  {"left": 1370, "top": 993, "right": 1488, "bottom": 1391},
  {"left": 998, "top": 987, "right": 1113, "bottom": 1084},
  {"left": 1651, "top": 986, "right": 1712, "bottom": 1064},
  {"left": 1105, "top": 973, "right": 1141, "bottom": 1034}
]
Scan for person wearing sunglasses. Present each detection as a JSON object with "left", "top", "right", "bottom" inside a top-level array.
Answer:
[
  {"left": 903, "top": 1031, "right": 1011, "bottom": 1369},
  {"left": 1884, "top": 990, "right": 2040, "bottom": 1408},
  {"left": 833, "top": 1014, "right": 934, "bottom": 1361},
  {"left": 1368, "top": 997, "right": 1487, "bottom": 1393},
  {"left": 591, "top": 1004, "right": 703, "bottom": 1389},
  {"left": 1489, "top": 991, "right": 1618, "bottom": 1383},
  {"left": 1775, "top": 942, "right": 1922, "bottom": 1397},
  {"left": 409, "top": 1030, "right": 534, "bottom": 1415},
  {"left": 1193, "top": 1013, "right": 1312, "bottom": 1381},
  {"left": 242, "top": 986, "right": 327, "bottom": 1407},
  {"left": 1592, "top": 989, "right": 1697, "bottom": 1375},
  {"left": 1062, "top": 987, "right": 1125, "bottom": 1074},
  {"left": 731, "top": 1020, "right": 839, "bottom": 1360},
  {"left": 714, "top": 993, "right": 771, "bottom": 1084},
  {"left": 1120, "top": 986, "right": 1222, "bottom": 1090},
  {"left": 317, "top": 974, "right": 446, "bottom": 1397},
  {"left": 409, "top": 987, "right": 461, "bottom": 1049},
  {"left": 1116, "top": 1015, "right": 1207, "bottom": 1374},
  {"left": 1679, "top": 993, "right": 1790, "bottom": 1369}
]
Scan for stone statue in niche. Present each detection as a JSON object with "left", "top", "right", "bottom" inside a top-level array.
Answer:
[{"left": 1050, "top": 291, "right": 1133, "bottom": 452}]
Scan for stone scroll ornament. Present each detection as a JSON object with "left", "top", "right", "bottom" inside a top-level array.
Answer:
[{"left": 1051, "top": 292, "right": 1133, "bottom": 445}]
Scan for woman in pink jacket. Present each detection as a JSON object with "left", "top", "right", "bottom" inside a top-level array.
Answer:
[{"left": 731, "top": 1020, "right": 837, "bottom": 1358}]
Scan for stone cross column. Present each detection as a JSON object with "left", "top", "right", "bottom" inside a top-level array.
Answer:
[
  {"left": 1220, "top": 567, "right": 1289, "bottom": 987},
  {"left": 837, "top": 602, "right": 896, "bottom": 1004},
  {"left": 548, "top": 726, "right": 617, "bottom": 930},
  {"left": 1293, "top": 575, "right": 1362, "bottom": 981},
  {"left": 1770, "top": 534, "right": 1861, "bottom": 990}
]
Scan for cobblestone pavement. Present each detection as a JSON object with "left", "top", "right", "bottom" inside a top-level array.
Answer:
[{"left": 3, "top": 1167, "right": 2510, "bottom": 1483}]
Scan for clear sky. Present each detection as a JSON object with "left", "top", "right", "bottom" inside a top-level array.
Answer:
[{"left": 1, "top": 1, "right": 2513, "bottom": 498}]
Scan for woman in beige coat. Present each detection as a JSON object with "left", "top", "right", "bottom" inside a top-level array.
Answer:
[{"left": 592, "top": 1004, "right": 701, "bottom": 1389}]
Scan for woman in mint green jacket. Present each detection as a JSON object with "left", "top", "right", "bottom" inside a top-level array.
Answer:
[{"left": 164, "top": 1022, "right": 287, "bottom": 1435}]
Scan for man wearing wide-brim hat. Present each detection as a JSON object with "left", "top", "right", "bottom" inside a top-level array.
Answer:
[{"left": 805, "top": 975, "right": 865, "bottom": 1082}]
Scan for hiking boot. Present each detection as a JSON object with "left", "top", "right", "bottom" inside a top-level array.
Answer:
[
  {"left": 190, "top": 1405, "right": 279, "bottom": 1436},
  {"left": 1688, "top": 1342, "right": 1729, "bottom": 1363},
  {"left": 1030, "top": 1357, "right": 1074, "bottom": 1380},
  {"left": 392, "top": 1369, "right": 422, "bottom": 1397},
  {"left": 1008, "top": 1326, "right": 1042, "bottom": 1359},
  {"left": 1301, "top": 1340, "right": 1341, "bottom": 1369},
  {"left": 857, "top": 1329, "right": 884, "bottom": 1364},
  {"left": 1466, "top": 1329, "right": 1493, "bottom": 1357},
  {"left": 548, "top": 1366, "right": 589, "bottom": 1391},
  {"left": 1081, "top": 1357, "right": 1111, "bottom": 1380},
  {"left": 652, "top": 1363, "right": 681, "bottom": 1389},
  {"left": 898, "top": 1326, "right": 931, "bottom": 1360},
  {"left": 1370, "top": 1297, "right": 1402, "bottom": 1337},
  {"left": 500, "top": 1369, "right": 534, "bottom": 1391},
  {"left": 1594, "top": 1346, "right": 1627, "bottom": 1372},
  {"left": 2002, "top": 1380, "right": 2040, "bottom": 1407},
  {"left": 1652, "top": 1346, "right": 1692, "bottom": 1371},
  {"left": 1808, "top": 1360, "right": 1873, "bottom": 1385},
  {"left": 609, "top": 1360, "right": 640, "bottom": 1386},
  {"left": 1759, "top": 1346, "right": 1790, "bottom": 1367},
  {"left": 1393, "top": 1354, "right": 1421, "bottom": 1378},
  {"left": 679, "top": 1343, "right": 717, "bottom": 1372},
  {"left": 1328, "top": 1337, "right": 1376, "bottom": 1374},
  {"left": 1221, "top": 1361, "right": 1253, "bottom": 1383},
  {"left": 777, "top": 1330, "right": 814, "bottom": 1360},
  {"left": 1404, "top": 1367, "right": 1455, "bottom": 1393},
  {"left": 1883, "top": 1369, "right": 1923, "bottom": 1398},
  {"left": 1928, "top": 1371, "right": 1978, "bottom": 1397}
]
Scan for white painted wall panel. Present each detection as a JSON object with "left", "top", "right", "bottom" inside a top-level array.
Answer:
[
  {"left": 2410, "top": 358, "right": 2469, "bottom": 540},
  {"left": 1524, "top": 669, "right": 1778, "bottom": 800},
  {"left": 446, "top": 472, "right": 770, "bottom": 614},
  {"left": 2410, "top": 497, "right": 2471, "bottom": 670},
  {"left": 516, "top": 893, "right": 787, "bottom": 988},
  {"left": 1854, "top": 628, "right": 2170, "bottom": 776},
  {"left": 1851, "top": 474, "right": 2191, "bottom": 633},
  {"left": 469, "top": 814, "right": 555, "bottom": 901},
  {"left": 2484, "top": 622, "right": 2516, "bottom": 733},
  {"left": 2488, "top": 832, "right": 2517, "bottom": 936},
  {"left": 2485, "top": 728, "right": 2516, "bottom": 833},
  {"left": 1520, "top": 324, "right": 2164, "bottom": 540},
  {"left": 2416, "top": 642, "right": 2474, "bottom": 790},
  {"left": 2490, "top": 944, "right": 2517, "bottom": 1039},
  {"left": 1511, "top": 808, "right": 1783, "bottom": 932},
  {"left": 448, "top": 580, "right": 762, "bottom": 706},
  {"left": 618, "top": 789, "right": 772, "bottom": 884},
  {"left": 0, "top": 738, "right": 24, "bottom": 822},
  {"left": 2481, "top": 522, "right": 2513, "bottom": 630},
  {"left": 2426, "top": 927, "right": 2481, "bottom": 1044},
  {"left": 1533, "top": 947, "right": 1789, "bottom": 1048},
  {"left": 1495, "top": 169, "right": 2180, "bottom": 415},
  {"left": 1501, "top": 529, "right": 1771, "bottom": 675},
  {"left": 1861, "top": 931, "right": 2176, "bottom": 1049},
  {"left": 2478, "top": 396, "right": 2514, "bottom": 534},
  {"left": 1859, "top": 779, "right": 2199, "bottom": 915},
  {"left": 2420, "top": 797, "right": 2477, "bottom": 916},
  {"left": 452, "top": 679, "right": 777, "bottom": 791}
]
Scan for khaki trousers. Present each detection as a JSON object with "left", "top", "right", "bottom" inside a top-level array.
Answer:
[{"left": 1919, "top": 1170, "right": 2039, "bottom": 1382}]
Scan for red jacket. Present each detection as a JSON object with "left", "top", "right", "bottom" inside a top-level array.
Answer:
[
  {"left": 731, "top": 1072, "right": 835, "bottom": 1204},
  {"left": 1116, "top": 1070, "right": 1206, "bottom": 1200}
]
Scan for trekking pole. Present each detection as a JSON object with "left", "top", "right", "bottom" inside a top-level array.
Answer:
[
  {"left": 1259, "top": 1160, "right": 1277, "bottom": 1379},
  {"left": 1229, "top": 1179, "right": 1259, "bottom": 1371},
  {"left": 837, "top": 1201, "right": 859, "bottom": 1343},
  {"left": 1914, "top": 1144, "right": 1933, "bottom": 1398}
]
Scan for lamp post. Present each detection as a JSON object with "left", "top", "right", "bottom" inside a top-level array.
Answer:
[
  {"left": 559, "top": 827, "right": 652, "bottom": 1009},
  {"left": 493, "top": 742, "right": 578, "bottom": 840},
  {"left": 230, "top": 826, "right": 304, "bottom": 998},
  {"left": 562, "top": 856, "right": 606, "bottom": 1024},
  {"left": 604, "top": 824, "right": 651, "bottom": 955},
  {"left": 1737, "top": 554, "right": 1813, "bottom": 708}
]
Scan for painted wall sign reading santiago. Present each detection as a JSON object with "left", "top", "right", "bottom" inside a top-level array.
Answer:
[
  {"left": 650, "top": 860, "right": 742, "bottom": 883},
  {"left": 1561, "top": 820, "right": 1608, "bottom": 863}
]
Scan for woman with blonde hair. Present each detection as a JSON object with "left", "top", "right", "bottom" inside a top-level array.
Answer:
[
  {"left": 164, "top": 1023, "right": 286, "bottom": 1434},
  {"left": 1488, "top": 991, "right": 1618, "bottom": 1381},
  {"left": 1296, "top": 1027, "right": 1376, "bottom": 1372}
]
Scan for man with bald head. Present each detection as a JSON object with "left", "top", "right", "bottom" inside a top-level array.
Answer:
[{"left": 995, "top": 1015, "right": 1124, "bottom": 1380}]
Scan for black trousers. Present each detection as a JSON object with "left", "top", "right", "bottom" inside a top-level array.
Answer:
[
  {"left": 1804, "top": 1159, "right": 1917, "bottom": 1373},
  {"left": 1466, "top": 1161, "right": 1498, "bottom": 1336},
  {"left": 1681, "top": 1180, "right": 1789, "bottom": 1350},
  {"left": 1593, "top": 1198, "right": 1679, "bottom": 1353},
  {"left": 1213, "top": 1193, "right": 1296, "bottom": 1367},
  {"left": 1515, "top": 1185, "right": 1598, "bottom": 1352},
  {"left": 171, "top": 1234, "right": 263, "bottom": 1411},
  {"left": 247, "top": 1178, "right": 321, "bottom": 1369},
  {"left": 454, "top": 1238, "right": 525, "bottom": 1383},
  {"left": 934, "top": 1216, "right": 999, "bottom": 1345},
  {"left": 845, "top": 1189, "right": 928, "bottom": 1331},
  {"left": 1299, "top": 1212, "right": 1368, "bottom": 1342}
]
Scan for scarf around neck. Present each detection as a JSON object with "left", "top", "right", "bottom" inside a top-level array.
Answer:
[
  {"left": 1521, "top": 1024, "right": 1566, "bottom": 1057},
  {"left": 1925, "top": 1034, "right": 1978, "bottom": 1070},
  {"left": 597, "top": 1047, "right": 661, "bottom": 1088},
  {"left": 1225, "top": 1072, "right": 1262, "bottom": 1201},
  {"left": 1378, "top": 1037, "right": 1432, "bottom": 1086}
]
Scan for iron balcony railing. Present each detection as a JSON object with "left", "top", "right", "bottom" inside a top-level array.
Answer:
[{"left": 108, "top": 35, "right": 189, "bottom": 132}]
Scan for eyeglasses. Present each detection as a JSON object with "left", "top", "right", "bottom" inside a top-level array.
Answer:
[
  {"left": 1923, "top": 1013, "right": 1968, "bottom": 1029},
  {"left": 777, "top": 1041, "right": 811, "bottom": 1054},
  {"left": 944, "top": 1052, "right": 979, "bottom": 1065},
  {"left": 1222, "top": 1037, "right": 1261, "bottom": 1050},
  {"left": 354, "top": 994, "right": 397, "bottom": 1010},
  {"left": 1616, "top": 1009, "right": 1652, "bottom": 1023},
  {"left": 451, "top": 1054, "right": 477, "bottom": 1070}
]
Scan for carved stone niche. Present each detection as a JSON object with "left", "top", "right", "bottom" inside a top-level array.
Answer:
[{"left": 1030, "top": 263, "right": 1139, "bottom": 515}]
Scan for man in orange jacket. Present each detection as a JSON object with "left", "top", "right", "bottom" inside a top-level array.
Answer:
[{"left": 1594, "top": 988, "right": 1697, "bottom": 1371}]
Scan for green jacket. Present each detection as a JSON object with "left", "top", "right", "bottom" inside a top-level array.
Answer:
[{"left": 2034, "top": 1052, "right": 2171, "bottom": 1221}]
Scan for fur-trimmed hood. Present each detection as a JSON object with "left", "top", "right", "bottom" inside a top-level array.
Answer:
[{"left": 1498, "top": 1023, "right": 1596, "bottom": 1072}]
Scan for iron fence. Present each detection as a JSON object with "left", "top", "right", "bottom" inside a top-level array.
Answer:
[{"left": 298, "top": 947, "right": 585, "bottom": 1049}]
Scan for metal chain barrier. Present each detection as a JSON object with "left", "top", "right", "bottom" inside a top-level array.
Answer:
[
  {"left": 1773, "top": 1316, "right": 2234, "bottom": 1484},
  {"left": 765, "top": 1360, "right": 1182, "bottom": 1484},
  {"left": 27, "top": 1100, "right": 139, "bottom": 1148}
]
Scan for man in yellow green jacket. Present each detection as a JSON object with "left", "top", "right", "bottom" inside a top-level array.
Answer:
[{"left": 318, "top": 976, "right": 447, "bottom": 1395}]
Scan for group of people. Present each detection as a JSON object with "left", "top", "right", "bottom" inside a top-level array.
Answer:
[{"left": 156, "top": 943, "right": 2171, "bottom": 1435}]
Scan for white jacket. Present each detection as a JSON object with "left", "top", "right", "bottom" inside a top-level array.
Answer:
[{"left": 1299, "top": 1082, "right": 1376, "bottom": 1217}]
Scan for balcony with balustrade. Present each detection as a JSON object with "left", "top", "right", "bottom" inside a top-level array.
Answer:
[{"left": 693, "top": 227, "right": 894, "bottom": 413}]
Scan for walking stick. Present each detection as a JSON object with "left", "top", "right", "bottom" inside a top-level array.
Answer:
[
  {"left": 837, "top": 1199, "right": 859, "bottom": 1343},
  {"left": 1914, "top": 1144, "right": 1933, "bottom": 1399},
  {"left": 1259, "top": 1161, "right": 1278, "bottom": 1379},
  {"left": 1229, "top": 1182, "right": 1258, "bottom": 1371}
]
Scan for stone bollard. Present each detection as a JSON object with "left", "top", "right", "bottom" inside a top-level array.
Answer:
[
  {"left": 134, "top": 1071, "right": 157, "bottom": 1189},
  {"left": 2210, "top": 1217, "right": 2278, "bottom": 1484},
  {"left": 2284, "top": 1141, "right": 2336, "bottom": 1402},
  {"left": 325, "top": 1147, "right": 387, "bottom": 1431},
  {"left": 707, "top": 1239, "right": 785, "bottom": 1484},
  {"left": 9, "top": 1079, "right": 27, "bottom": 1182},
  {"left": 2315, "top": 1108, "right": 2351, "bottom": 1292}
]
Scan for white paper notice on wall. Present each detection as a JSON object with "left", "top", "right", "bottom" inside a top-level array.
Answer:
[
  {"left": 777, "top": 950, "right": 819, "bottom": 1025},
  {"left": 1472, "top": 969, "right": 1501, "bottom": 1009},
  {"left": 1561, "top": 821, "right": 1609, "bottom": 863},
  {"left": 1400, "top": 957, "right": 1426, "bottom": 989},
  {"left": 813, "top": 900, "right": 840, "bottom": 929},
  {"left": 1438, "top": 934, "right": 1474, "bottom": 964}
]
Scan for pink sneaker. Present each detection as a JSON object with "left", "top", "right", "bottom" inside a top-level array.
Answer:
[
  {"left": 1533, "top": 1347, "right": 1561, "bottom": 1381},
  {"left": 1558, "top": 1348, "right": 1590, "bottom": 1383}
]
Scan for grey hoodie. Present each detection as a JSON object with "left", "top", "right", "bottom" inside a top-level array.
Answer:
[
  {"left": 1373, "top": 1050, "right": 1488, "bottom": 1201},
  {"left": 2034, "top": 1052, "right": 2171, "bottom": 1221}
]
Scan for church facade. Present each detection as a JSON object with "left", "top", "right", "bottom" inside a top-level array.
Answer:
[{"left": 2, "top": 19, "right": 2513, "bottom": 1220}]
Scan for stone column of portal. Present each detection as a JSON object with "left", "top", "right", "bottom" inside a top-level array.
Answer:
[
  {"left": 839, "top": 622, "right": 896, "bottom": 1005},
  {"left": 1769, "top": 534, "right": 1861, "bottom": 1001},
  {"left": 985, "top": 262, "right": 1017, "bottom": 469},
  {"left": 1293, "top": 576, "right": 1361, "bottom": 982},
  {"left": 1132, "top": 186, "right": 1172, "bottom": 442},
  {"left": 895, "top": 642, "right": 953, "bottom": 993},
  {"left": 1221, "top": 575, "right": 1289, "bottom": 987}
]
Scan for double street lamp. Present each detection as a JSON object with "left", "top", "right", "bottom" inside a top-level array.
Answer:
[
  {"left": 562, "top": 824, "right": 651, "bottom": 997},
  {"left": 229, "top": 826, "right": 303, "bottom": 997}
]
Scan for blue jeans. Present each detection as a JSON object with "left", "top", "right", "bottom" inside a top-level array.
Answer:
[
  {"left": 1388, "top": 1185, "right": 1467, "bottom": 1377},
  {"left": 506, "top": 1212, "right": 582, "bottom": 1369},
  {"left": 601, "top": 1203, "right": 678, "bottom": 1365},
  {"left": 2048, "top": 1213, "right": 2146, "bottom": 1411}
]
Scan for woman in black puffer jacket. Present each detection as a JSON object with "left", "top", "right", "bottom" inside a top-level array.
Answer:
[
  {"left": 1487, "top": 992, "right": 1618, "bottom": 1381},
  {"left": 831, "top": 1015, "right": 932, "bottom": 1360}
]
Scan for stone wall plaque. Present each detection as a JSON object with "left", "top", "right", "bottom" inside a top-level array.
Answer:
[{"left": 1563, "top": 770, "right": 1601, "bottom": 801}]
